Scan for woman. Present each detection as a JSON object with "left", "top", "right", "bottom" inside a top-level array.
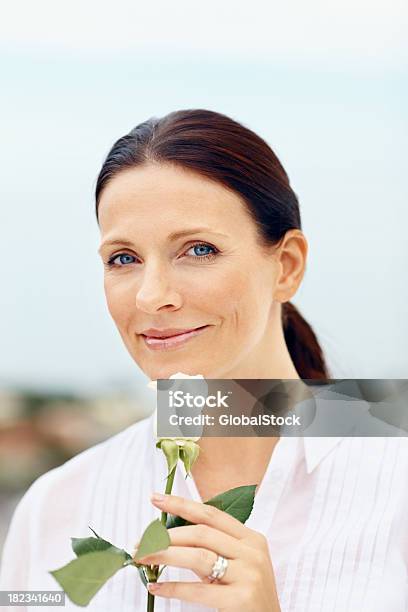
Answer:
[{"left": 1, "top": 109, "right": 407, "bottom": 611}]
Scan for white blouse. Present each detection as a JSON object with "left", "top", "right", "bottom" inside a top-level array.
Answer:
[{"left": 1, "top": 410, "right": 407, "bottom": 612}]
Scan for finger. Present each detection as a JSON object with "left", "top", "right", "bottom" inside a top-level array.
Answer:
[
  {"left": 167, "top": 524, "right": 242, "bottom": 559},
  {"left": 131, "top": 541, "right": 139, "bottom": 557},
  {"left": 150, "top": 492, "right": 249, "bottom": 539},
  {"left": 137, "top": 545, "right": 236, "bottom": 583},
  {"left": 147, "top": 580, "right": 239, "bottom": 608}
]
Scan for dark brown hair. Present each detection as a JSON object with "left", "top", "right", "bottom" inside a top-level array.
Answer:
[{"left": 95, "top": 109, "right": 329, "bottom": 379}]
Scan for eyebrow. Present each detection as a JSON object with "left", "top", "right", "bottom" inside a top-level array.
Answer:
[{"left": 98, "top": 227, "right": 228, "bottom": 253}]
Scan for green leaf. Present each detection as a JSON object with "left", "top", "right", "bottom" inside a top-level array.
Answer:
[
  {"left": 49, "top": 549, "right": 128, "bottom": 607},
  {"left": 166, "top": 484, "right": 257, "bottom": 529},
  {"left": 72, "top": 527, "right": 133, "bottom": 562},
  {"left": 72, "top": 536, "right": 111, "bottom": 556},
  {"left": 133, "top": 518, "right": 171, "bottom": 561},
  {"left": 205, "top": 484, "right": 257, "bottom": 523},
  {"left": 166, "top": 513, "right": 188, "bottom": 529},
  {"left": 71, "top": 536, "right": 132, "bottom": 562}
]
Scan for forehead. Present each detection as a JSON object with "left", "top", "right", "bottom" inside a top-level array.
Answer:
[{"left": 97, "top": 162, "right": 251, "bottom": 234}]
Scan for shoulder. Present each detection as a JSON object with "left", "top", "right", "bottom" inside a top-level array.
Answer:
[
  {"left": 10, "top": 412, "right": 155, "bottom": 516},
  {"left": 354, "top": 409, "right": 408, "bottom": 438},
  {"left": 0, "top": 415, "right": 150, "bottom": 588},
  {"left": 0, "top": 412, "right": 156, "bottom": 587}
]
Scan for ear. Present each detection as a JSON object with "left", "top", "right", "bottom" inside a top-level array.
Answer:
[{"left": 273, "top": 229, "right": 308, "bottom": 302}]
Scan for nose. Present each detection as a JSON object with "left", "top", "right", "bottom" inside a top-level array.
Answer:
[{"left": 135, "top": 262, "right": 182, "bottom": 313}]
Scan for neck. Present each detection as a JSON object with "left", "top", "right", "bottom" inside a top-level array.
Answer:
[
  {"left": 191, "top": 436, "right": 280, "bottom": 501},
  {"left": 191, "top": 304, "right": 303, "bottom": 500},
  {"left": 216, "top": 301, "right": 300, "bottom": 380}
]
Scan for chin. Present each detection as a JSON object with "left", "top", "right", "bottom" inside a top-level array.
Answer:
[{"left": 147, "top": 362, "right": 209, "bottom": 381}]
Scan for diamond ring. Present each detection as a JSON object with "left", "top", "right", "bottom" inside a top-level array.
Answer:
[{"left": 207, "top": 554, "right": 228, "bottom": 582}]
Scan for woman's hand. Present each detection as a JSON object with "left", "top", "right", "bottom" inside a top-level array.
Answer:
[{"left": 136, "top": 492, "right": 281, "bottom": 612}]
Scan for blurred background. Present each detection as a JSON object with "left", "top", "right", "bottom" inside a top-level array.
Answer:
[{"left": 1, "top": 0, "right": 407, "bottom": 552}]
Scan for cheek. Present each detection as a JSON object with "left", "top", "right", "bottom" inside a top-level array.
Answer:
[
  {"left": 104, "top": 276, "right": 134, "bottom": 328},
  {"left": 209, "top": 267, "right": 259, "bottom": 322},
  {"left": 190, "top": 266, "right": 248, "bottom": 316},
  {"left": 214, "top": 265, "right": 272, "bottom": 334}
]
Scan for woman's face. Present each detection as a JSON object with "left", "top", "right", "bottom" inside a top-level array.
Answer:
[{"left": 97, "top": 163, "right": 285, "bottom": 381}]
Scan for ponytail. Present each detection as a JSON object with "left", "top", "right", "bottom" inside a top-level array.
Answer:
[{"left": 282, "top": 301, "right": 329, "bottom": 379}]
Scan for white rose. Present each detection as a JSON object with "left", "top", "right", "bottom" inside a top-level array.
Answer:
[
  {"left": 147, "top": 371, "right": 205, "bottom": 391},
  {"left": 147, "top": 372, "right": 205, "bottom": 442}
]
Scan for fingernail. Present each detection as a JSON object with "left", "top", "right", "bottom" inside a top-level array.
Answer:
[
  {"left": 151, "top": 492, "right": 166, "bottom": 503},
  {"left": 148, "top": 582, "right": 160, "bottom": 592}
]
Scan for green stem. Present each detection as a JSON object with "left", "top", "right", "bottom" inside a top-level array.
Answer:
[
  {"left": 160, "top": 465, "right": 176, "bottom": 527},
  {"left": 146, "top": 565, "right": 158, "bottom": 612},
  {"left": 147, "top": 591, "right": 155, "bottom": 612},
  {"left": 146, "top": 464, "right": 177, "bottom": 611}
]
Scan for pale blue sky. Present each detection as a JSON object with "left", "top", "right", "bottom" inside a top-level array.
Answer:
[{"left": 1, "top": 1, "right": 407, "bottom": 392}]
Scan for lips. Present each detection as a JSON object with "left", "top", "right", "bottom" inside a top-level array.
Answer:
[
  {"left": 141, "top": 325, "right": 210, "bottom": 350},
  {"left": 141, "top": 326, "right": 207, "bottom": 339}
]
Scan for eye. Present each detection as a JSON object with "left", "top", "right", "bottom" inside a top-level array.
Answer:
[
  {"left": 105, "top": 242, "right": 219, "bottom": 269},
  {"left": 106, "top": 253, "right": 137, "bottom": 267},
  {"left": 184, "top": 243, "right": 219, "bottom": 261}
]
